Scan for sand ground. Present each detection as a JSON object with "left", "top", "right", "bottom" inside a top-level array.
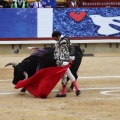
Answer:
[{"left": 0, "top": 54, "right": 120, "bottom": 120}]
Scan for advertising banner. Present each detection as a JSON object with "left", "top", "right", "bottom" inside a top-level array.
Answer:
[
  {"left": 0, "top": 8, "right": 120, "bottom": 38},
  {"left": 81, "top": 0, "right": 120, "bottom": 7},
  {"left": 53, "top": 8, "right": 120, "bottom": 37}
]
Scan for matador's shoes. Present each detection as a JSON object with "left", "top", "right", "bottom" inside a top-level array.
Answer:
[
  {"left": 55, "top": 94, "right": 67, "bottom": 97},
  {"left": 76, "top": 90, "right": 81, "bottom": 96}
]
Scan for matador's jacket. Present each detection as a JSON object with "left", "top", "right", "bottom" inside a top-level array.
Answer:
[{"left": 54, "top": 35, "right": 75, "bottom": 66}]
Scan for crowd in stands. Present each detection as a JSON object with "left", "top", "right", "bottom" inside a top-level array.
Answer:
[
  {"left": 0, "top": 0, "right": 82, "bottom": 8},
  {"left": 0, "top": 0, "right": 11, "bottom": 7}
]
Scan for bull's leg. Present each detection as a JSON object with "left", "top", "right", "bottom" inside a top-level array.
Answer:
[{"left": 20, "top": 88, "right": 26, "bottom": 93}]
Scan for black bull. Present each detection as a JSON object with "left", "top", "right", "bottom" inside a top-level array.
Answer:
[{"left": 5, "top": 46, "right": 83, "bottom": 92}]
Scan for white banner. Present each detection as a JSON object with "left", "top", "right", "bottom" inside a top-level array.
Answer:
[{"left": 37, "top": 8, "right": 53, "bottom": 37}]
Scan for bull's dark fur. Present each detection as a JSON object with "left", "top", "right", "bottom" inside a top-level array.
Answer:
[{"left": 12, "top": 46, "right": 83, "bottom": 92}]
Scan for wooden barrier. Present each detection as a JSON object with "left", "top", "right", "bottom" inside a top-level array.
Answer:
[{"left": 0, "top": 38, "right": 120, "bottom": 54}]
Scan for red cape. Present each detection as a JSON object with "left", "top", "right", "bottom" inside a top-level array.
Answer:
[{"left": 15, "top": 64, "right": 70, "bottom": 98}]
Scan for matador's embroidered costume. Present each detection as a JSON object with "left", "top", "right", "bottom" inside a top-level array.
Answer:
[{"left": 54, "top": 35, "right": 75, "bottom": 66}]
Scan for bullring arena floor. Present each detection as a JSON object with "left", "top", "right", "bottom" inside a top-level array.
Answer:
[{"left": 0, "top": 53, "right": 120, "bottom": 120}]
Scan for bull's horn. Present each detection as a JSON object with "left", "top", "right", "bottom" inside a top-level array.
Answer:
[
  {"left": 4, "top": 62, "right": 17, "bottom": 67},
  {"left": 23, "top": 71, "right": 28, "bottom": 80}
]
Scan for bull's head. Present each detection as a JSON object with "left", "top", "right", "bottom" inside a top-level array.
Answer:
[{"left": 5, "top": 62, "right": 28, "bottom": 85}]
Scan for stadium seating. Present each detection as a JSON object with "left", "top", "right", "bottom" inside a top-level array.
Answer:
[{"left": 5, "top": 0, "right": 66, "bottom": 8}]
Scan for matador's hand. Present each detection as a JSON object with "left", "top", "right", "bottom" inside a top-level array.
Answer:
[{"left": 61, "top": 62, "right": 69, "bottom": 67}]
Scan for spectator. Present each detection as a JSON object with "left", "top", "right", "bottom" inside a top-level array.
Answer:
[
  {"left": 43, "top": 0, "right": 56, "bottom": 8},
  {"left": 0, "top": 0, "right": 11, "bottom": 8},
  {"left": 11, "top": 0, "right": 29, "bottom": 8},
  {"left": 65, "top": 0, "right": 82, "bottom": 7},
  {"left": 29, "top": 0, "right": 46, "bottom": 8}
]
